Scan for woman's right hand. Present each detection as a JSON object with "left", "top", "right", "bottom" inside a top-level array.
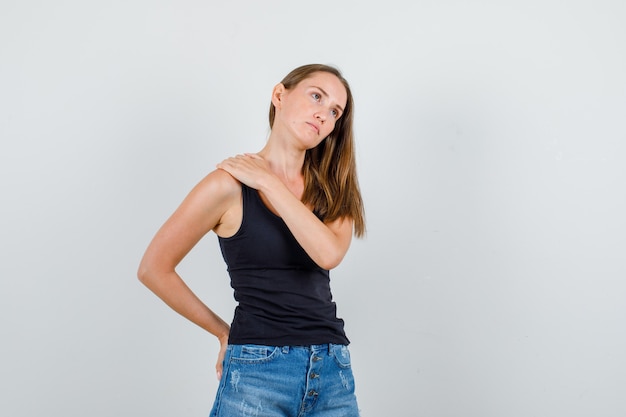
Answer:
[{"left": 216, "top": 333, "right": 229, "bottom": 380}]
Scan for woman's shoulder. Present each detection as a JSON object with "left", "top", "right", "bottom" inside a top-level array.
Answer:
[
  {"left": 197, "top": 169, "right": 243, "bottom": 237},
  {"left": 200, "top": 168, "right": 242, "bottom": 193},
  {"left": 185, "top": 168, "right": 242, "bottom": 208}
]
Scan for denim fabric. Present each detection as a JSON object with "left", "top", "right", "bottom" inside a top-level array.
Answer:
[{"left": 210, "top": 344, "right": 360, "bottom": 417}]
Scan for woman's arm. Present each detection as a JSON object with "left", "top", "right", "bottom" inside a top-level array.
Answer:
[
  {"left": 263, "top": 184, "right": 353, "bottom": 270},
  {"left": 137, "top": 169, "right": 240, "bottom": 378},
  {"left": 217, "top": 154, "right": 353, "bottom": 270}
]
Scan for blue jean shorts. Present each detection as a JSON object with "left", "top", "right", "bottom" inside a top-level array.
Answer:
[{"left": 210, "top": 344, "right": 360, "bottom": 417}]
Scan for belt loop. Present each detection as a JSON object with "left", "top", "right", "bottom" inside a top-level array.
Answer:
[{"left": 282, "top": 346, "right": 289, "bottom": 354}]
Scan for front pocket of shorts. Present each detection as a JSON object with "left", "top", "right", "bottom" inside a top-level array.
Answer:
[
  {"left": 332, "top": 345, "right": 352, "bottom": 369},
  {"left": 230, "top": 344, "right": 280, "bottom": 364}
]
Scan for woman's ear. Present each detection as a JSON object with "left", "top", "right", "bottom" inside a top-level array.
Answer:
[{"left": 271, "top": 83, "right": 285, "bottom": 109}]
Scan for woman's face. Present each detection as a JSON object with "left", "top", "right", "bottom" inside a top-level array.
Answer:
[{"left": 273, "top": 71, "right": 348, "bottom": 149}]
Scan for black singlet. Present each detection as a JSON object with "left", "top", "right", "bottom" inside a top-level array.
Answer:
[{"left": 218, "top": 184, "right": 349, "bottom": 346}]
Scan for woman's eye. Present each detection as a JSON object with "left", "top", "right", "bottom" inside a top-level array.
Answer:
[
  {"left": 331, "top": 109, "right": 338, "bottom": 118},
  {"left": 312, "top": 93, "right": 321, "bottom": 101}
]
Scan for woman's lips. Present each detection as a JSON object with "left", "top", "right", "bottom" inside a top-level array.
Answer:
[{"left": 306, "top": 122, "right": 319, "bottom": 134}]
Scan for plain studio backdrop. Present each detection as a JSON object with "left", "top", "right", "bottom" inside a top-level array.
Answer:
[{"left": 1, "top": 1, "right": 625, "bottom": 416}]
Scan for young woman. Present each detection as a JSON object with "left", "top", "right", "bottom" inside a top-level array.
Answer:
[{"left": 138, "top": 64, "right": 365, "bottom": 416}]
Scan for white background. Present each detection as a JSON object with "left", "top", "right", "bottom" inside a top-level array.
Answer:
[{"left": 1, "top": 1, "right": 625, "bottom": 416}]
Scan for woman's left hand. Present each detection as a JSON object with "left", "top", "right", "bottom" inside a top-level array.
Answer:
[{"left": 216, "top": 153, "right": 274, "bottom": 190}]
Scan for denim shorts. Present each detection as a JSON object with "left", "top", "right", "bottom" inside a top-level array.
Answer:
[{"left": 210, "top": 344, "right": 360, "bottom": 417}]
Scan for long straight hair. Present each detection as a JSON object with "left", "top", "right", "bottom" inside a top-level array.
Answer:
[{"left": 269, "top": 64, "right": 365, "bottom": 237}]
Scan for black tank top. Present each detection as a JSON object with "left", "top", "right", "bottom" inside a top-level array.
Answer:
[{"left": 218, "top": 184, "right": 349, "bottom": 346}]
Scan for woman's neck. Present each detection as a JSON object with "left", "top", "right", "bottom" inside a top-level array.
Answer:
[{"left": 257, "top": 136, "right": 306, "bottom": 183}]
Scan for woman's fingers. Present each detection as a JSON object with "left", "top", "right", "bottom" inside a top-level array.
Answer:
[
  {"left": 216, "top": 338, "right": 228, "bottom": 380},
  {"left": 216, "top": 154, "right": 271, "bottom": 189}
]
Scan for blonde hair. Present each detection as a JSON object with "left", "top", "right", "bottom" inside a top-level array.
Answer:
[{"left": 269, "top": 64, "right": 365, "bottom": 237}]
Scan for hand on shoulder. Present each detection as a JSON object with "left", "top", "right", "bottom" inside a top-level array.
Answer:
[{"left": 216, "top": 153, "right": 275, "bottom": 191}]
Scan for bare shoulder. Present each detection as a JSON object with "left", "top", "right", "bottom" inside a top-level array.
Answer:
[
  {"left": 170, "top": 168, "right": 242, "bottom": 232},
  {"left": 193, "top": 168, "right": 242, "bottom": 201},
  {"left": 192, "top": 169, "right": 242, "bottom": 237}
]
